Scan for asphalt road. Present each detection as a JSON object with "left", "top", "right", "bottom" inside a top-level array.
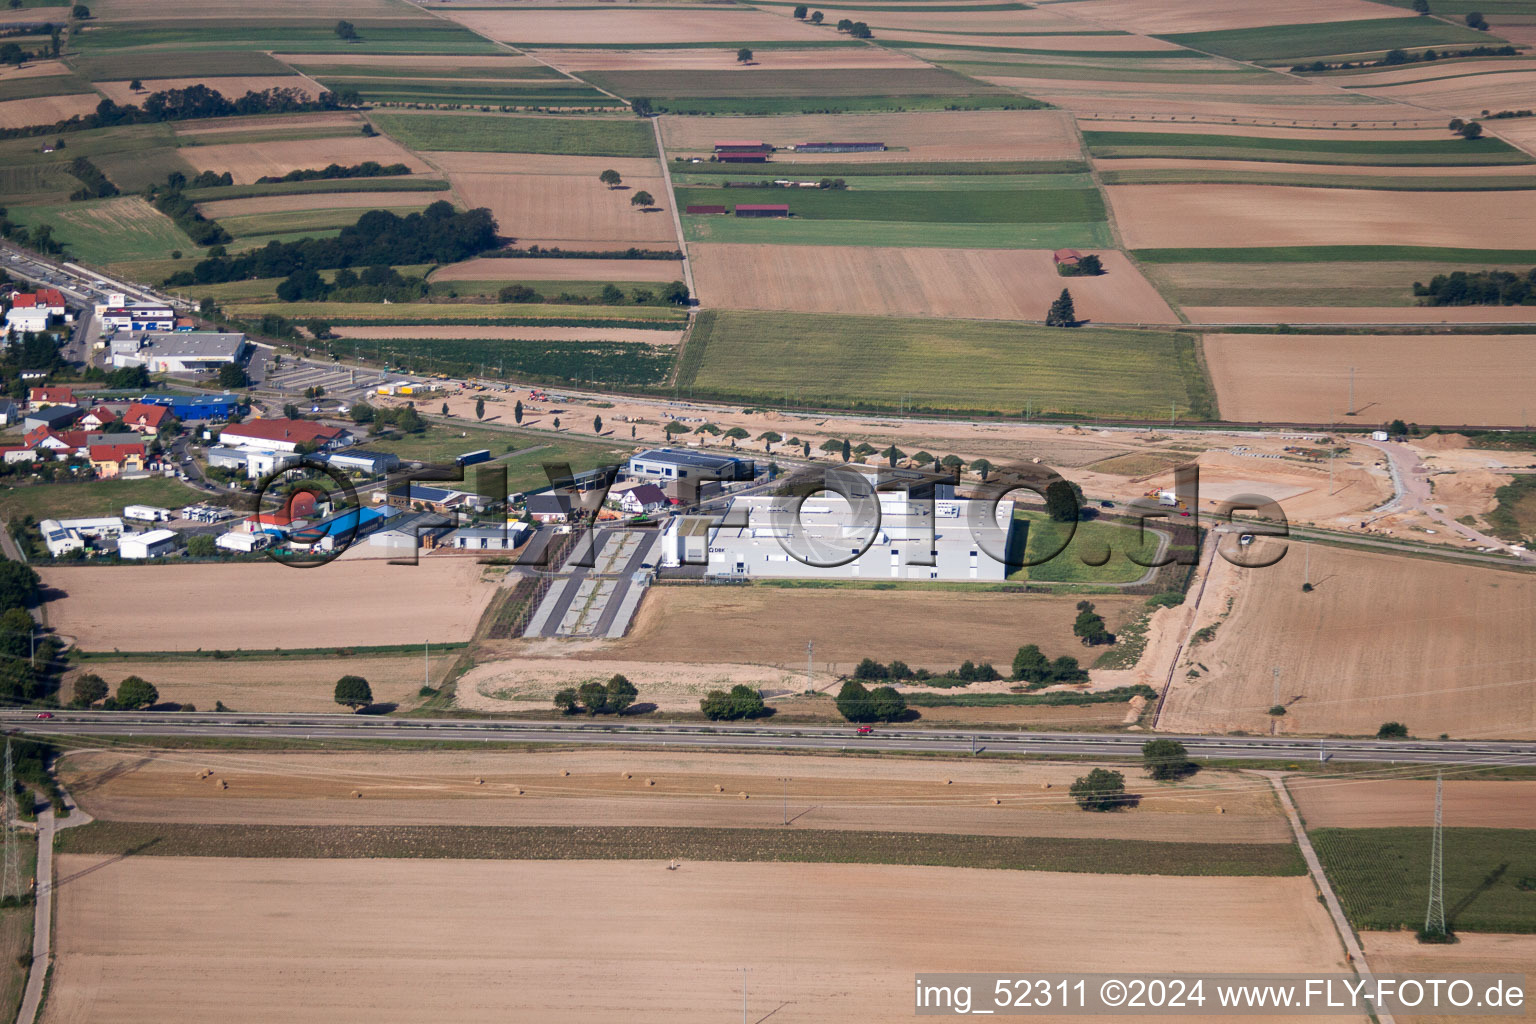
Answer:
[{"left": 7, "top": 713, "right": 1534, "bottom": 765}]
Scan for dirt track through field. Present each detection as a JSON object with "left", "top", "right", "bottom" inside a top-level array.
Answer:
[
  {"left": 690, "top": 244, "right": 1178, "bottom": 323},
  {"left": 44, "top": 856, "right": 1344, "bottom": 1023},
  {"left": 41, "top": 560, "right": 499, "bottom": 651}
]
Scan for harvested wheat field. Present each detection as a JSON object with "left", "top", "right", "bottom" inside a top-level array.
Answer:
[
  {"left": 277, "top": 53, "right": 542, "bottom": 69},
  {"left": 332, "top": 323, "right": 681, "bottom": 344},
  {"left": 60, "top": 748, "right": 1291, "bottom": 842},
  {"left": 1101, "top": 157, "right": 1536, "bottom": 178},
  {"left": 1109, "top": 184, "right": 1536, "bottom": 249},
  {"left": 539, "top": 47, "right": 930, "bottom": 73},
  {"left": 43, "top": 856, "right": 1343, "bottom": 1024},
  {"left": 1057, "top": 0, "right": 1404, "bottom": 34},
  {"left": 660, "top": 110, "right": 1082, "bottom": 162},
  {"left": 0, "top": 60, "right": 73, "bottom": 83},
  {"left": 62, "top": 653, "right": 459, "bottom": 714},
  {"left": 1350, "top": 72, "right": 1536, "bottom": 117},
  {"left": 40, "top": 560, "right": 499, "bottom": 651},
  {"left": 1159, "top": 543, "right": 1536, "bottom": 740},
  {"left": 443, "top": 7, "right": 829, "bottom": 44},
  {"left": 431, "top": 151, "right": 674, "bottom": 248},
  {"left": 1290, "top": 778, "right": 1536, "bottom": 829},
  {"left": 1203, "top": 334, "right": 1534, "bottom": 426},
  {"left": 881, "top": 29, "right": 1184, "bottom": 51},
  {"left": 1365, "top": 930, "right": 1536, "bottom": 1012},
  {"left": 1089, "top": 120, "right": 1457, "bottom": 141},
  {"left": 1185, "top": 305, "right": 1536, "bottom": 325},
  {"left": 94, "top": 76, "right": 316, "bottom": 105},
  {"left": 197, "top": 189, "right": 429, "bottom": 218},
  {"left": 587, "top": 586, "right": 1142, "bottom": 673},
  {"left": 0, "top": 93, "right": 99, "bottom": 130},
  {"left": 178, "top": 136, "right": 430, "bottom": 184},
  {"left": 0, "top": 5, "right": 66, "bottom": 26},
  {"left": 430, "top": 256, "right": 683, "bottom": 283},
  {"left": 690, "top": 244, "right": 1177, "bottom": 324}
]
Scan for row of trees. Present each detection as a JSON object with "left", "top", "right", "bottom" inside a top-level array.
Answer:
[
  {"left": 1070, "top": 740, "right": 1199, "bottom": 811},
  {"left": 497, "top": 281, "right": 689, "bottom": 307},
  {"left": 700, "top": 684, "right": 766, "bottom": 720},
  {"left": 70, "top": 673, "right": 159, "bottom": 710},
  {"left": 1413, "top": 267, "right": 1536, "bottom": 306},
  {"left": 165, "top": 201, "right": 498, "bottom": 287},
  {"left": 555, "top": 674, "right": 639, "bottom": 715},
  {"left": 835, "top": 679, "right": 907, "bottom": 722}
]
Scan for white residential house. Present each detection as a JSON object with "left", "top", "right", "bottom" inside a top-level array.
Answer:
[{"left": 619, "top": 483, "right": 670, "bottom": 516}]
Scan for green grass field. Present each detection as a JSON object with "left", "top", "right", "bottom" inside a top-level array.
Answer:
[
  {"left": 1134, "top": 245, "right": 1536, "bottom": 263},
  {"left": 55, "top": 820, "right": 1306, "bottom": 876},
  {"left": 328, "top": 336, "right": 674, "bottom": 387},
  {"left": 0, "top": 74, "right": 95, "bottom": 103},
  {"left": 9, "top": 197, "right": 202, "bottom": 265},
  {"left": 677, "top": 311, "right": 1214, "bottom": 418},
  {"left": 1160, "top": 17, "right": 1499, "bottom": 61},
  {"left": 361, "top": 427, "right": 632, "bottom": 494},
  {"left": 1084, "top": 130, "right": 1532, "bottom": 166},
  {"left": 1310, "top": 827, "right": 1536, "bottom": 933},
  {"left": 1140, "top": 258, "right": 1532, "bottom": 308},
  {"left": 69, "top": 49, "right": 295, "bottom": 80},
  {"left": 579, "top": 67, "right": 1009, "bottom": 100},
  {"left": 370, "top": 113, "right": 657, "bottom": 157},
  {"left": 183, "top": 177, "right": 450, "bottom": 202},
  {"left": 0, "top": 477, "right": 201, "bottom": 523},
  {"left": 226, "top": 300, "right": 686, "bottom": 324},
  {"left": 0, "top": 835, "right": 35, "bottom": 1024},
  {"left": 1375, "top": 0, "right": 1536, "bottom": 12},
  {"left": 315, "top": 78, "right": 620, "bottom": 107},
  {"left": 1011, "top": 510, "right": 1161, "bottom": 584},
  {"left": 673, "top": 185, "right": 1104, "bottom": 223}
]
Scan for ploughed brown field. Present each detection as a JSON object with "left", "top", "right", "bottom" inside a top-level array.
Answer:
[
  {"left": 1159, "top": 544, "right": 1536, "bottom": 740},
  {"left": 1203, "top": 334, "right": 1535, "bottom": 426},
  {"left": 40, "top": 560, "right": 500, "bottom": 652},
  {"left": 689, "top": 244, "right": 1179, "bottom": 324},
  {"left": 60, "top": 749, "right": 1293, "bottom": 843},
  {"left": 43, "top": 856, "right": 1344, "bottom": 1023},
  {"left": 1107, "top": 185, "right": 1536, "bottom": 250},
  {"left": 0, "top": 94, "right": 99, "bottom": 131},
  {"left": 1289, "top": 778, "right": 1536, "bottom": 829}
]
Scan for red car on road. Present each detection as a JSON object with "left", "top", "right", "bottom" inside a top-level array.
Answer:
[
  {"left": 855, "top": 725, "right": 874, "bottom": 736},
  {"left": 34, "top": 712, "right": 53, "bottom": 720}
]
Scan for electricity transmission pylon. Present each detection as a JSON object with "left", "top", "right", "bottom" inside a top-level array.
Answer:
[
  {"left": 1423, "top": 771, "right": 1446, "bottom": 938},
  {"left": 1, "top": 738, "right": 19, "bottom": 902}
]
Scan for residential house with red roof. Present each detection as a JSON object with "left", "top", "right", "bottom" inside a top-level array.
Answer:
[
  {"left": 88, "top": 440, "right": 146, "bottom": 478},
  {"left": 120, "top": 403, "right": 170, "bottom": 433}
]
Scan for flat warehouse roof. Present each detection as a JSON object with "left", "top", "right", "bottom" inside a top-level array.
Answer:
[{"left": 632, "top": 448, "right": 742, "bottom": 469}]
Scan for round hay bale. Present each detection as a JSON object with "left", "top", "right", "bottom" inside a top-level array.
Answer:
[
  {"left": 944, "top": 779, "right": 953, "bottom": 785},
  {"left": 739, "top": 792, "right": 749, "bottom": 800},
  {"left": 1040, "top": 782, "right": 1051, "bottom": 790},
  {"left": 351, "top": 790, "right": 361, "bottom": 798},
  {"left": 990, "top": 797, "right": 1001, "bottom": 805},
  {"left": 1215, "top": 805, "right": 1225, "bottom": 814},
  {"left": 475, "top": 778, "right": 485, "bottom": 785},
  {"left": 560, "top": 769, "right": 570, "bottom": 776},
  {"left": 714, "top": 784, "right": 724, "bottom": 792},
  {"left": 217, "top": 779, "right": 228, "bottom": 790},
  {"left": 621, "top": 772, "right": 631, "bottom": 780},
  {"left": 515, "top": 787, "right": 524, "bottom": 795}
]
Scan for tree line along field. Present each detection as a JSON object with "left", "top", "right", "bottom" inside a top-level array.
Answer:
[
  {"left": 1158, "top": 16, "right": 1503, "bottom": 61},
  {"left": 1083, "top": 131, "right": 1534, "bottom": 166},
  {"left": 369, "top": 113, "right": 657, "bottom": 158},
  {"left": 675, "top": 311, "right": 1213, "bottom": 418}
]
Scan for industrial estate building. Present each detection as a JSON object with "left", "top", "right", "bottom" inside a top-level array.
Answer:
[
  {"left": 110, "top": 331, "right": 247, "bottom": 373},
  {"left": 627, "top": 448, "right": 753, "bottom": 482}
]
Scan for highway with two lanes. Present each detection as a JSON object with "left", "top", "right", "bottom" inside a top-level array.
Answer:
[{"left": 7, "top": 712, "right": 1534, "bottom": 766}]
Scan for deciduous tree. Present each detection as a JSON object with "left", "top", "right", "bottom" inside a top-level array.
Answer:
[
  {"left": 1070, "top": 768, "right": 1127, "bottom": 811},
  {"left": 333, "top": 675, "right": 372, "bottom": 709}
]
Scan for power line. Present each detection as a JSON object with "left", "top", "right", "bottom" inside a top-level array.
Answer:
[
  {"left": 2, "top": 738, "right": 19, "bottom": 903},
  {"left": 1423, "top": 770, "right": 1446, "bottom": 939}
]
